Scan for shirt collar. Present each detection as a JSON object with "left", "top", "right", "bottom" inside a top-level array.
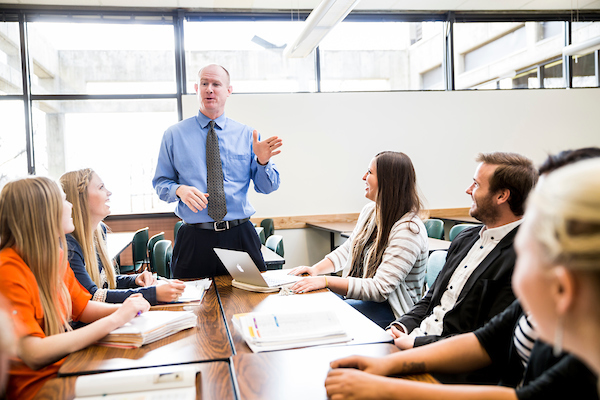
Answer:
[
  {"left": 479, "top": 218, "right": 522, "bottom": 244},
  {"left": 196, "top": 110, "right": 226, "bottom": 130}
]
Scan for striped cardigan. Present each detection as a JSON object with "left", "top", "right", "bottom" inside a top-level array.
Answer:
[{"left": 326, "top": 202, "right": 429, "bottom": 318}]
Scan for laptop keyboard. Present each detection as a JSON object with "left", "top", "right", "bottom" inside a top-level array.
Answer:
[{"left": 263, "top": 273, "right": 298, "bottom": 287}]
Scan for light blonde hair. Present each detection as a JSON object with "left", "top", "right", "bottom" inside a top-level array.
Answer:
[
  {"left": 527, "top": 158, "right": 600, "bottom": 270},
  {"left": 0, "top": 177, "right": 72, "bottom": 336},
  {"left": 60, "top": 169, "right": 116, "bottom": 289}
]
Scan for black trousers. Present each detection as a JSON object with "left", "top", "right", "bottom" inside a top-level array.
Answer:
[{"left": 171, "top": 221, "right": 265, "bottom": 279}]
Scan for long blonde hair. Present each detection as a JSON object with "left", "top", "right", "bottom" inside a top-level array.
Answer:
[
  {"left": 527, "top": 158, "right": 600, "bottom": 271},
  {"left": 0, "top": 177, "right": 73, "bottom": 336},
  {"left": 60, "top": 169, "right": 116, "bottom": 289}
]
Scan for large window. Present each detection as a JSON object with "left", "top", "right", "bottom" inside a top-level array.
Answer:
[
  {"left": 1, "top": 8, "right": 599, "bottom": 214},
  {"left": 31, "top": 99, "right": 178, "bottom": 214},
  {"left": 184, "top": 20, "right": 316, "bottom": 93},
  {"left": 28, "top": 22, "right": 176, "bottom": 95},
  {"left": 319, "top": 21, "right": 444, "bottom": 91},
  {"left": 0, "top": 21, "right": 22, "bottom": 95},
  {"left": 454, "top": 21, "right": 570, "bottom": 89},
  {"left": 0, "top": 100, "right": 27, "bottom": 187}
]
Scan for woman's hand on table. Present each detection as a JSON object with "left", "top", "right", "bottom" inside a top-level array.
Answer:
[
  {"left": 287, "top": 265, "right": 316, "bottom": 276},
  {"left": 291, "top": 276, "right": 327, "bottom": 294}
]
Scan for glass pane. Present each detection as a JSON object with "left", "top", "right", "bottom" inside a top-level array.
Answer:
[
  {"left": 319, "top": 21, "right": 444, "bottom": 91},
  {"left": 454, "top": 21, "right": 572, "bottom": 90},
  {"left": 27, "top": 22, "right": 176, "bottom": 95},
  {"left": 0, "top": 100, "right": 27, "bottom": 186},
  {"left": 184, "top": 20, "right": 316, "bottom": 93},
  {"left": 572, "top": 21, "right": 600, "bottom": 45},
  {"left": 539, "top": 21, "right": 563, "bottom": 40},
  {"left": 0, "top": 22, "right": 23, "bottom": 95},
  {"left": 512, "top": 67, "right": 538, "bottom": 89},
  {"left": 31, "top": 99, "right": 178, "bottom": 214},
  {"left": 543, "top": 60, "right": 564, "bottom": 88},
  {"left": 573, "top": 52, "right": 597, "bottom": 88}
]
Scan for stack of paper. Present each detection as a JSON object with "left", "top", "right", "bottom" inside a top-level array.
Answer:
[
  {"left": 233, "top": 310, "right": 351, "bottom": 353},
  {"left": 97, "top": 310, "right": 197, "bottom": 348},
  {"left": 74, "top": 365, "right": 198, "bottom": 400}
]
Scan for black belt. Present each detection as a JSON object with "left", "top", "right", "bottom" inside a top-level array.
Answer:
[{"left": 187, "top": 218, "right": 250, "bottom": 232}]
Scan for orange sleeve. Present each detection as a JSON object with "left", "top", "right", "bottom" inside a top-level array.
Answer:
[
  {"left": 64, "top": 264, "right": 92, "bottom": 322},
  {"left": 0, "top": 249, "right": 45, "bottom": 339}
]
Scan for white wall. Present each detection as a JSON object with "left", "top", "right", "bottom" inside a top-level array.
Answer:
[{"left": 183, "top": 88, "right": 600, "bottom": 267}]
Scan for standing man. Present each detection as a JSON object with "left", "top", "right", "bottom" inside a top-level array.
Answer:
[
  {"left": 387, "top": 152, "right": 538, "bottom": 353},
  {"left": 153, "top": 64, "right": 282, "bottom": 278}
]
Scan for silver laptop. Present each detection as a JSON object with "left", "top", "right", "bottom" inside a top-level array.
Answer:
[{"left": 214, "top": 248, "right": 301, "bottom": 288}]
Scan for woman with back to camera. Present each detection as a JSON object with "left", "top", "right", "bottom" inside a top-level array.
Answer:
[
  {"left": 289, "top": 151, "right": 429, "bottom": 327},
  {"left": 0, "top": 177, "right": 149, "bottom": 400},
  {"left": 60, "top": 169, "right": 185, "bottom": 306}
]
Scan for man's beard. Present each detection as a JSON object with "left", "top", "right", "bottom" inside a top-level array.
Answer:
[{"left": 470, "top": 193, "right": 500, "bottom": 226}]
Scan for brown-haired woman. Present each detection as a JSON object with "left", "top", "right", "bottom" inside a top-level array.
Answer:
[{"left": 290, "top": 151, "right": 428, "bottom": 327}]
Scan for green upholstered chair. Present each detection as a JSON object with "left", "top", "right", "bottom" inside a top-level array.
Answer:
[
  {"left": 146, "top": 232, "right": 165, "bottom": 273},
  {"left": 260, "top": 218, "right": 275, "bottom": 239},
  {"left": 174, "top": 220, "right": 183, "bottom": 245},
  {"left": 255, "top": 226, "right": 266, "bottom": 245},
  {"left": 265, "top": 234, "right": 284, "bottom": 257},
  {"left": 425, "top": 250, "right": 447, "bottom": 290},
  {"left": 118, "top": 227, "right": 149, "bottom": 274},
  {"left": 448, "top": 223, "right": 480, "bottom": 241},
  {"left": 424, "top": 218, "right": 444, "bottom": 240},
  {"left": 153, "top": 239, "right": 173, "bottom": 279}
]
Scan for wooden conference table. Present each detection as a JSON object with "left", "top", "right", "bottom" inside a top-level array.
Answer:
[
  {"left": 307, "top": 221, "right": 451, "bottom": 253},
  {"left": 36, "top": 276, "right": 437, "bottom": 399}
]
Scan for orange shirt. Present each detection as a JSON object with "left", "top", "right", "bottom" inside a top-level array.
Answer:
[{"left": 0, "top": 247, "right": 92, "bottom": 400}]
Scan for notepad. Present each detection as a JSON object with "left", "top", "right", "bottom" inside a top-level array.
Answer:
[
  {"left": 175, "top": 278, "right": 212, "bottom": 303},
  {"left": 74, "top": 365, "right": 198, "bottom": 400},
  {"left": 97, "top": 310, "right": 197, "bottom": 348},
  {"left": 232, "top": 310, "right": 351, "bottom": 352}
]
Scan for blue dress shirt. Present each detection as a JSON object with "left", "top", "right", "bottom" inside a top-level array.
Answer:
[{"left": 152, "top": 111, "right": 280, "bottom": 223}]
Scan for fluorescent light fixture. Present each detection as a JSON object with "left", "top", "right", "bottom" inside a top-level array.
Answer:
[
  {"left": 562, "top": 35, "right": 600, "bottom": 57},
  {"left": 284, "top": 0, "right": 362, "bottom": 58}
]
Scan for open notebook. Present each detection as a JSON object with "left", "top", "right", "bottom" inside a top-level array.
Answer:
[{"left": 97, "top": 310, "right": 197, "bottom": 348}]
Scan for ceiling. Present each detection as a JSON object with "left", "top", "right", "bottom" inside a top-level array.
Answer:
[{"left": 1, "top": 0, "right": 599, "bottom": 11}]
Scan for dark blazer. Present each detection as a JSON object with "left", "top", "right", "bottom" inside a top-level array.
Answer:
[{"left": 393, "top": 225, "right": 518, "bottom": 347}]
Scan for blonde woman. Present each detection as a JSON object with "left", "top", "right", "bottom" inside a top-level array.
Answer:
[
  {"left": 512, "top": 157, "right": 600, "bottom": 384},
  {"left": 290, "top": 152, "right": 428, "bottom": 327},
  {"left": 0, "top": 177, "right": 150, "bottom": 400},
  {"left": 61, "top": 169, "right": 185, "bottom": 305}
]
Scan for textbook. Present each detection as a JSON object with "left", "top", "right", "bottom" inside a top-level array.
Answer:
[
  {"left": 232, "top": 310, "right": 351, "bottom": 353},
  {"left": 97, "top": 310, "right": 197, "bottom": 348},
  {"left": 74, "top": 365, "right": 197, "bottom": 400}
]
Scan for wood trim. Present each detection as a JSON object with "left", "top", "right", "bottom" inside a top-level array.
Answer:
[
  {"left": 103, "top": 208, "right": 472, "bottom": 234},
  {"left": 250, "top": 213, "right": 360, "bottom": 230}
]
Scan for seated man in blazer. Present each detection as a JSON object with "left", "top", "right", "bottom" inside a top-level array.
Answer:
[{"left": 387, "top": 152, "right": 538, "bottom": 356}]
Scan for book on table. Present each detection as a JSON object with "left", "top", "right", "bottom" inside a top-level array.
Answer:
[
  {"left": 232, "top": 310, "right": 352, "bottom": 353},
  {"left": 97, "top": 310, "right": 197, "bottom": 348},
  {"left": 74, "top": 365, "right": 198, "bottom": 400}
]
